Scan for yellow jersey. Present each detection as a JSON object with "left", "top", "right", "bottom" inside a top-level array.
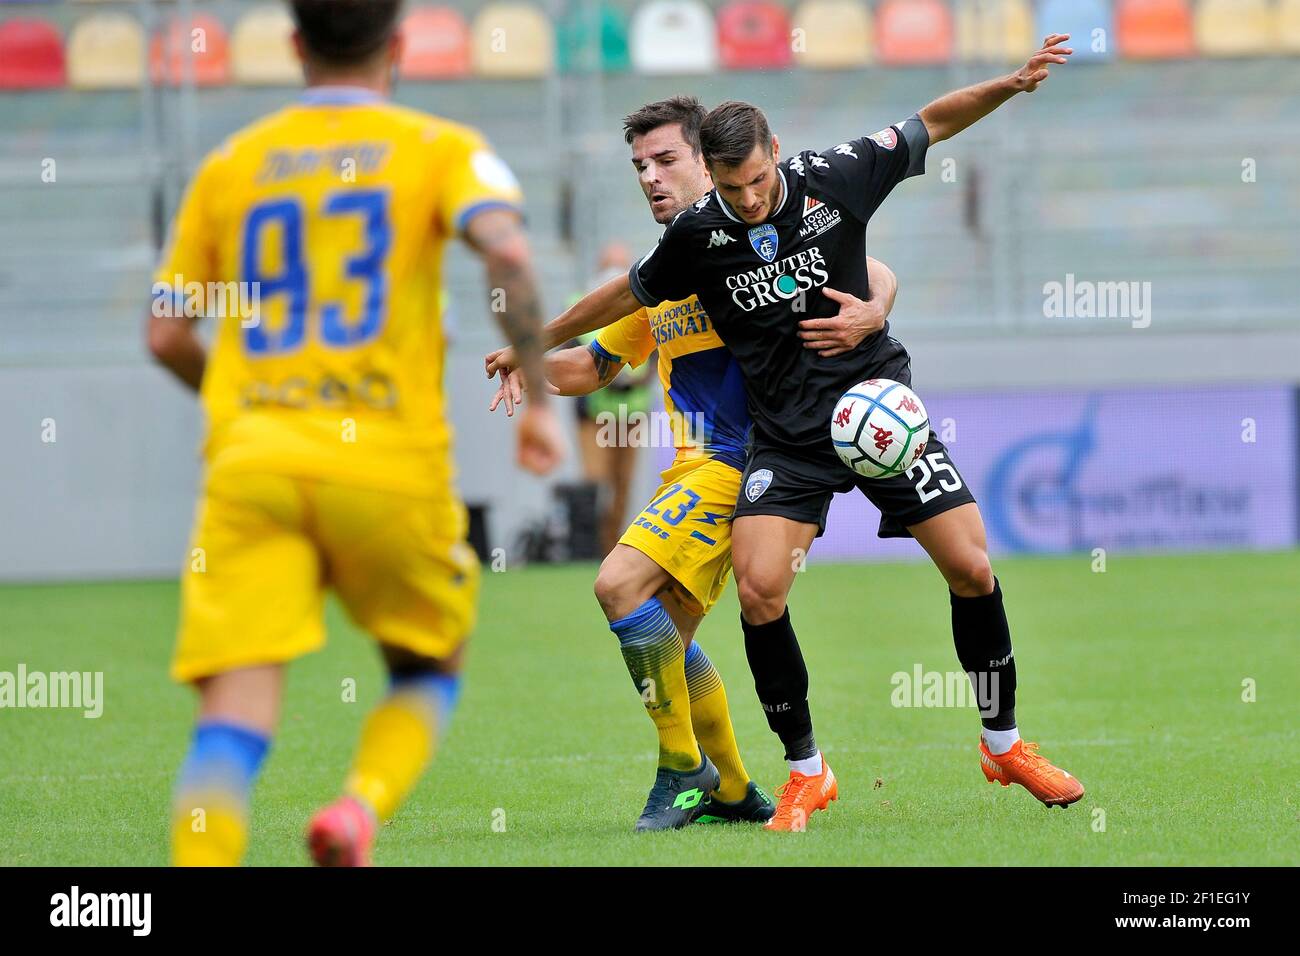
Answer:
[
  {"left": 593, "top": 296, "right": 750, "bottom": 473},
  {"left": 155, "top": 86, "right": 523, "bottom": 495}
]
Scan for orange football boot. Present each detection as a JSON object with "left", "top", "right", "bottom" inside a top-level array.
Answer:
[
  {"left": 979, "top": 738, "right": 1084, "bottom": 807},
  {"left": 765, "top": 758, "right": 838, "bottom": 831},
  {"left": 306, "top": 796, "right": 376, "bottom": 866}
]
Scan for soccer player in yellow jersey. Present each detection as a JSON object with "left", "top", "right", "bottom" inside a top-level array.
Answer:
[
  {"left": 490, "top": 98, "right": 896, "bottom": 829},
  {"left": 146, "top": 0, "right": 564, "bottom": 866}
]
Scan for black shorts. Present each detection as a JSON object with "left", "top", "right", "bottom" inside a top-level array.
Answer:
[{"left": 734, "top": 431, "right": 976, "bottom": 538}]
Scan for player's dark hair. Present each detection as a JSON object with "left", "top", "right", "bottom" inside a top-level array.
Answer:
[
  {"left": 623, "top": 96, "right": 706, "bottom": 157},
  {"left": 290, "top": 0, "right": 403, "bottom": 67},
  {"left": 700, "top": 101, "right": 773, "bottom": 168}
]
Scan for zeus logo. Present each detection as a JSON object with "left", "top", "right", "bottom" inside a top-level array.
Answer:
[
  {"left": 694, "top": 510, "right": 730, "bottom": 527},
  {"left": 725, "top": 247, "right": 829, "bottom": 312}
]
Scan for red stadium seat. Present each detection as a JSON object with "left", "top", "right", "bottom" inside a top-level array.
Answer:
[
  {"left": 400, "top": 6, "right": 471, "bottom": 79},
  {"left": 876, "top": 0, "right": 953, "bottom": 66},
  {"left": 717, "top": 1, "right": 792, "bottom": 70},
  {"left": 0, "top": 18, "right": 65, "bottom": 89},
  {"left": 1115, "top": 0, "right": 1194, "bottom": 60},
  {"left": 149, "top": 13, "right": 230, "bottom": 86}
]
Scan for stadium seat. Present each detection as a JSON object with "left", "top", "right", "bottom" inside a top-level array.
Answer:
[
  {"left": 629, "top": 0, "right": 718, "bottom": 74},
  {"left": 0, "top": 18, "right": 65, "bottom": 90},
  {"left": 791, "top": 0, "right": 872, "bottom": 69},
  {"left": 401, "top": 6, "right": 471, "bottom": 79},
  {"left": 876, "top": 0, "right": 953, "bottom": 66},
  {"left": 1195, "top": 0, "right": 1276, "bottom": 57},
  {"left": 67, "top": 13, "right": 144, "bottom": 89},
  {"left": 1283, "top": 0, "right": 1300, "bottom": 53},
  {"left": 717, "top": 1, "right": 792, "bottom": 70},
  {"left": 956, "top": 0, "right": 1034, "bottom": 64},
  {"left": 1037, "top": 0, "right": 1114, "bottom": 61},
  {"left": 471, "top": 3, "right": 554, "bottom": 78},
  {"left": 1115, "top": 0, "right": 1195, "bottom": 60},
  {"left": 557, "top": 1, "right": 630, "bottom": 73},
  {"left": 232, "top": 5, "right": 299, "bottom": 86},
  {"left": 150, "top": 13, "right": 230, "bottom": 86}
]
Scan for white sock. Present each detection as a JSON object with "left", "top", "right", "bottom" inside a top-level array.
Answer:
[
  {"left": 983, "top": 727, "right": 1021, "bottom": 755},
  {"left": 789, "top": 751, "right": 823, "bottom": 776}
]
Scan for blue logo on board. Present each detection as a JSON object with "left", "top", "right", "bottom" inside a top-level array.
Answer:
[{"left": 748, "top": 224, "right": 779, "bottom": 263}]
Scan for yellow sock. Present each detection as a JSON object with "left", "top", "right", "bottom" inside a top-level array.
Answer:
[
  {"left": 343, "top": 685, "right": 441, "bottom": 822},
  {"left": 684, "top": 642, "right": 751, "bottom": 802},
  {"left": 611, "top": 598, "right": 700, "bottom": 771},
  {"left": 171, "top": 793, "right": 248, "bottom": 867},
  {"left": 170, "top": 720, "right": 267, "bottom": 866}
]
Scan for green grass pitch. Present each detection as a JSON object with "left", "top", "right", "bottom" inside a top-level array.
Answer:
[{"left": 1, "top": 551, "right": 1296, "bottom": 866}]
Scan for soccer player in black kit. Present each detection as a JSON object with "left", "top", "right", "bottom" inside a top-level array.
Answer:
[{"left": 490, "top": 35, "right": 1084, "bottom": 830}]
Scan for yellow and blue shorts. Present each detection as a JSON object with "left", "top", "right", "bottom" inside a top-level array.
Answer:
[
  {"left": 172, "top": 467, "right": 479, "bottom": 683},
  {"left": 618, "top": 457, "right": 741, "bottom": 617}
]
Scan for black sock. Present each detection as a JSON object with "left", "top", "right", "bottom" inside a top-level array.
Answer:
[
  {"left": 741, "top": 607, "right": 816, "bottom": 760},
  {"left": 950, "top": 577, "right": 1017, "bottom": 732}
]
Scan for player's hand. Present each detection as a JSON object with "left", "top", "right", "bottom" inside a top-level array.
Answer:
[
  {"left": 489, "top": 368, "right": 523, "bottom": 416},
  {"left": 1013, "top": 34, "right": 1072, "bottom": 92},
  {"left": 489, "top": 368, "right": 559, "bottom": 416},
  {"left": 516, "top": 403, "right": 567, "bottom": 475},
  {"left": 485, "top": 346, "right": 518, "bottom": 378},
  {"left": 798, "top": 287, "right": 886, "bottom": 357}
]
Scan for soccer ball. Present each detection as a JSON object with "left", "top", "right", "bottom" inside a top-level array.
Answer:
[{"left": 830, "top": 379, "right": 930, "bottom": 479}]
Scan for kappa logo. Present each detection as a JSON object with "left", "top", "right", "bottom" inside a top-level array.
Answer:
[
  {"left": 833, "top": 143, "right": 859, "bottom": 160},
  {"left": 748, "top": 224, "right": 779, "bottom": 263},
  {"left": 708, "top": 230, "right": 735, "bottom": 248},
  {"left": 745, "top": 468, "right": 774, "bottom": 502}
]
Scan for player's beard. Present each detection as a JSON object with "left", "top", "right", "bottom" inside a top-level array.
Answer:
[{"left": 653, "top": 179, "right": 711, "bottom": 223}]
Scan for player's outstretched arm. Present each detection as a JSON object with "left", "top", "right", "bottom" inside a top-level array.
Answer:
[
  {"left": 146, "top": 314, "right": 206, "bottom": 391},
  {"left": 463, "top": 206, "right": 565, "bottom": 473},
  {"left": 489, "top": 343, "right": 626, "bottom": 416},
  {"left": 919, "top": 34, "right": 1072, "bottom": 144},
  {"left": 484, "top": 272, "right": 641, "bottom": 379}
]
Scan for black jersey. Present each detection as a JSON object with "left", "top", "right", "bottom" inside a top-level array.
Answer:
[{"left": 629, "top": 114, "right": 929, "bottom": 454}]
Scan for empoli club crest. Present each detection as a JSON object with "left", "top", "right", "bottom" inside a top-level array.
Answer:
[{"left": 748, "top": 224, "right": 778, "bottom": 263}]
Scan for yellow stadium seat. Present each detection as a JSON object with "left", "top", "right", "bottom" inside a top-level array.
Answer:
[
  {"left": 791, "top": 0, "right": 872, "bottom": 69},
  {"left": 471, "top": 3, "right": 554, "bottom": 78},
  {"left": 232, "top": 5, "right": 300, "bottom": 86},
  {"left": 1195, "top": 0, "right": 1276, "bottom": 57},
  {"left": 1282, "top": 0, "right": 1300, "bottom": 53},
  {"left": 67, "top": 13, "right": 144, "bottom": 89},
  {"left": 957, "top": 0, "right": 1035, "bottom": 63}
]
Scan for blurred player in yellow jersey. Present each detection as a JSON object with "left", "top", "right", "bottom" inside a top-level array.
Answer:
[
  {"left": 489, "top": 97, "right": 896, "bottom": 829},
  {"left": 146, "top": 0, "right": 564, "bottom": 866}
]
